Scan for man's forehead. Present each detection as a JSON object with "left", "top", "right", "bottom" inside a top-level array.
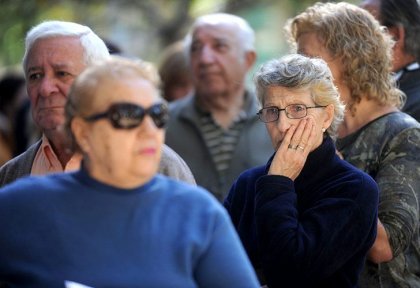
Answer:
[
  {"left": 30, "top": 35, "right": 83, "bottom": 51},
  {"left": 26, "top": 37, "right": 85, "bottom": 68},
  {"left": 192, "top": 23, "right": 236, "bottom": 41}
]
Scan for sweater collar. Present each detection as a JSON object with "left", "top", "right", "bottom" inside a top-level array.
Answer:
[
  {"left": 394, "top": 62, "right": 420, "bottom": 81},
  {"left": 265, "top": 136, "right": 337, "bottom": 190},
  {"left": 72, "top": 163, "right": 158, "bottom": 195}
]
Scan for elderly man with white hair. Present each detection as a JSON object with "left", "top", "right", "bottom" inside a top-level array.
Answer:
[
  {"left": 0, "top": 20, "right": 195, "bottom": 186},
  {"left": 165, "top": 13, "right": 272, "bottom": 201}
]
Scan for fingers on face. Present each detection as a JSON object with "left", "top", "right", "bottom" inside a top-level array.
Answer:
[
  {"left": 293, "top": 119, "right": 307, "bottom": 145},
  {"left": 300, "top": 118, "right": 314, "bottom": 147},
  {"left": 283, "top": 123, "right": 297, "bottom": 149},
  {"left": 287, "top": 118, "right": 314, "bottom": 151}
]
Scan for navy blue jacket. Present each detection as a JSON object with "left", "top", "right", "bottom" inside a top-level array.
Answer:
[{"left": 224, "top": 136, "right": 379, "bottom": 288}]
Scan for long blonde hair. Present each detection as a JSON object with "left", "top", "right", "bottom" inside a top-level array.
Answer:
[{"left": 285, "top": 2, "right": 405, "bottom": 112}]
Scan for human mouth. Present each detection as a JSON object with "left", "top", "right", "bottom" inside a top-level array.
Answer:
[
  {"left": 139, "top": 147, "right": 156, "bottom": 155},
  {"left": 199, "top": 69, "right": 220, "bottom": 78},
  {"left": 38, "top": 106, "right": 64, "bottom": 111}
]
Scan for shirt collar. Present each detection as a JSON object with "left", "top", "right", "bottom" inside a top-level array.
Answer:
[
  {"left": 394, "top": 62, "right": 420, "bottom": 81},
  {"left": 31, "top": 134, "right": 82, "bottom": 175}
]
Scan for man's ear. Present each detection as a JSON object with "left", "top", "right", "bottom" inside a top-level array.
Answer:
[
  {"left": 387, "top": 25, "right": 405, "bottom": 49},
  {"left": 244, "top": 50, "right": 257, "bottom": 70}
]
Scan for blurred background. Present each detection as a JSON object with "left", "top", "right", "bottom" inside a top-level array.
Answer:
[
  {"left": 0, "top": 0, "right": 358, "bottom": 70},
  {"left": 0, "top": 0, "right": 358, "bottom": 165}
]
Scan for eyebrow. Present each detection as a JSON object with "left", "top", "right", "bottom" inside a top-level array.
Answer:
[
  {"left": 193, "top": 35, "right": 230, "bottom": 43},
  {"left": 26, "top": 63, "right": 73, "bottom": 74}
]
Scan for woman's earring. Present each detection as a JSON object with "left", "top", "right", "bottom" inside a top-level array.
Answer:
[{"left": 322, "top": 128, "right": 326, "bottom": 133}]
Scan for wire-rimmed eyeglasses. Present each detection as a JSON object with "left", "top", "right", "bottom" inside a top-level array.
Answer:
[{"left": 257, "top": 104, "right": 326, "bottom": 123}]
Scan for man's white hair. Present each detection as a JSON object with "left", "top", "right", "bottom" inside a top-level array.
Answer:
[
  {"left": 23, "top": 20, "right": 110, "bottom": 70},
  {"left": 184, "top": 13, "right": 255, "bottom": 57}
]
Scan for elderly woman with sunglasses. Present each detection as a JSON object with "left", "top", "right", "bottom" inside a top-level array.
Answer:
[
  {"left": 0, "top": 57, "right": 260, "bottom": 288},
  {"left": 224, "top": 54, "right": 379, "bottom": 288}
]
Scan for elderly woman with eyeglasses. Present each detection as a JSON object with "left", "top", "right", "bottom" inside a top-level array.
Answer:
[
  {"left": 0, "top": 57, "right": 260, "bottom": 288},
  {"left": 224, "top": 54, "right": 379, "bottom": 288}
]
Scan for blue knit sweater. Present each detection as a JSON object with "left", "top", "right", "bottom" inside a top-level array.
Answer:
[
  {"left": 224, "top": 136, "right": 379, "bottom": 288},
  {"left": 0, "top": 168, "right": 259, "bottom": 288}
]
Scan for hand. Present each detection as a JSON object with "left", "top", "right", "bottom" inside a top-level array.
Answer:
[
  {"left": 268, "top": 118, "right": 316, "bottom": 180},
  {"left": 367, "top": 219, "right": 393, "bottom": 263}
]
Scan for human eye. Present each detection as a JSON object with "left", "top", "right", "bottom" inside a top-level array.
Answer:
[
  {"left": 265, "top": 107, "right": 279, "bottom": 115},
  {"left": 287, "top": 104, "right": 307, "bottom": 118},
  {"left": 214, "top": 40, "right": 229, "bottom": 52},
  {"left": 264, "top": 107, "right": 279, "bottom": 119},
  {"left": 191, "top": 41, "right": 202, "bottom": 53},
  {"left": 56, "top": 70, "right": 71, "bottom": 78},
  {"left": 292, "top": 104, "right": 306, "bottom": 112},
  {"left": 27, "top": 72, "right": 43, "bottom": 81}
]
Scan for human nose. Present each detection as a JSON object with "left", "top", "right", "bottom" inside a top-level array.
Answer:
[
  {"left": 38, "top": 75, "right": 59, "bottom": 97},
  {"left": 199, "top": 45, "right": 216, "bottom": 63},
  {"left": 276, "top": 110, "right": 292, "bottom": 133},
  {"left": 140, "top": 115, "right": 160, "bottom": 133}
]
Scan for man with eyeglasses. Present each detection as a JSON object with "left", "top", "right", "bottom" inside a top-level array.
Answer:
[
  {"left": 165, "top": 13, "right": 272, "bottom": 201},
  {"left": 0, "top": 20, "right": 195, "bottom": 187}
]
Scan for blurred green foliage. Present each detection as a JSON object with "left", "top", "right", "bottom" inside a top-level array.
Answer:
[{"left": 0, "top": 0, "right": 358, "bottom": 69}]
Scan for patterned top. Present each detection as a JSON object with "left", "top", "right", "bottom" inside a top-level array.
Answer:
[
  {"left": 199, "top": 111, "right": 247, "bottom": 186},
  {"left": 336, "top": 112, "right": 420, "bottom": 288}
]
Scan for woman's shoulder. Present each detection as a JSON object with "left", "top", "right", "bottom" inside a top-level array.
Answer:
[
  {"left": 238, "top": 164, "right": 267, "bottom": 179},
  {"left": 0, "top": 172, "right": 76, "bottom": 209},
  {"left": 344, "top": 112, "right": 419, "bottom": 150},
  {"left": 372, "top": 112, "right": 419, "bottom": 133},
  {"left": 370, "top": 112, "right": 420, "bottom": 150},
  {"left": 153, "top": 174, "right": 222, "bottom": 204}
]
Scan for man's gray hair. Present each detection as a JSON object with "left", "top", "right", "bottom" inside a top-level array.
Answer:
[
  {"left": 23, "top": 20, "right": 110, "bottom": 70},
  {"left": 184, "top": 13, "right": 255, "bottom": 55}
]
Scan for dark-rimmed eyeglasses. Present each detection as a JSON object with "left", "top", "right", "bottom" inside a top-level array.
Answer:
[
  {"left": 83, "top": 102, "right": 168, "bottom": 129},
  {"left": 257, "top": 104, "right": 326, "bottom": 123}
]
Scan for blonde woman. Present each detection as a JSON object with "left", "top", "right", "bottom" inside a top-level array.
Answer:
[{"left": 286, "top": 2, "right": 420, "bottom": 287}]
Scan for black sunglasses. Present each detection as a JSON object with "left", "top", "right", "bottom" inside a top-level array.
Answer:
[{"left": 83, "top": 102, "right": 169, "bottom": 129}]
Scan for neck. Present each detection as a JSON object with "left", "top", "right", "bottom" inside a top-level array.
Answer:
[
  {"left": 44, "top": 129, "right": 74, "bottom": 169},
  {"left": 393, "top": 53, "right": 417, "bottom": 72},
  {"left": 84, "top": 159, "right": 153, "bottom": 189},
  {"left": 197, "top": 87, "right": 245, "bottom": 129},
  {"left": 338, "top": 97, "right": 398, "bottom": 138}
]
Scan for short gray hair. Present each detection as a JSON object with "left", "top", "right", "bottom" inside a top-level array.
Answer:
[
  {"left": 184, "top": 13, "right": 255, "bottom": 56},
  {"left": 23, "top": 20, "right": 110, "bottom": 70},
  {"left": 254, "top": 54, "right": 345, "bottom": 139}
]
